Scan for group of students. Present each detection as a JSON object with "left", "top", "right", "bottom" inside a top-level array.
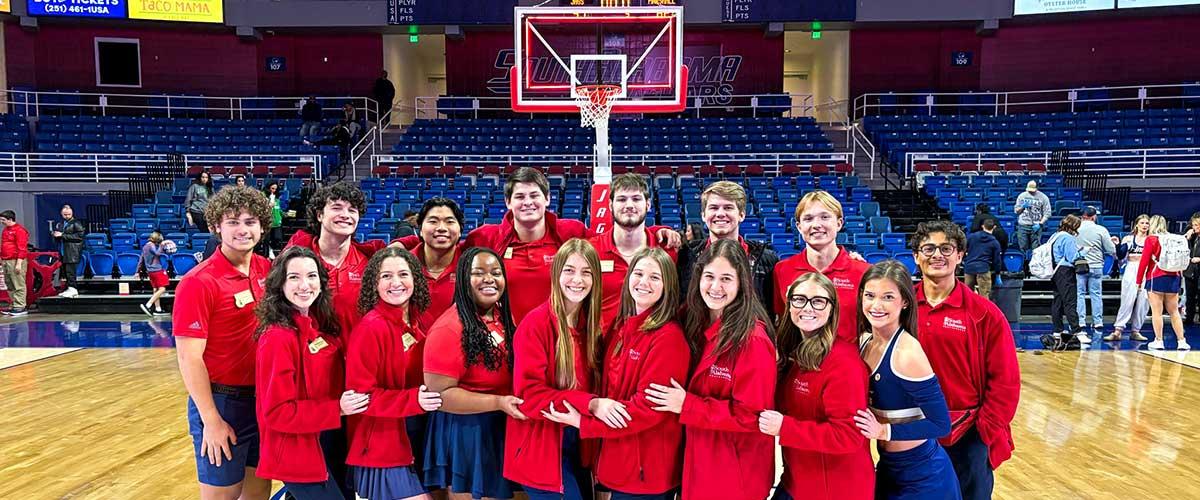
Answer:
[{"left": 173, "top": 167, "right": 1020, "bottom": 500}]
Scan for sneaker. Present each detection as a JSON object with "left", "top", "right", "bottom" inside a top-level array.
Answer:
[
  {"left": 1179, "top": 340, "right": 1192, "bottom": 351},
  {"left": 64, "top": 287, "right": 79, "bottom": 298},
  {"left": 139, "top": 304, "right": 154, "bottom": 317},
  {"left": 1103, "top": 331, "right": 1123, "bottom": 342},
  {"left": 7, "top": 308, "right": 27, "bottom": 317},
  {"left": 1076, "top": 332, "right": 1093, "bottom": 345},
  {"left": 154, "top": 310, "right": 170, "bottom": 317},
  {"left": 1131, "top": 331, "right": 1149, "bottom": 342},
  {"left": 1148, "top": 340, "right": 1166, "bottom": 350}
]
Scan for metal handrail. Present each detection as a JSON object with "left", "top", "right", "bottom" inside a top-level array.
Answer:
[
  {"left": 414, "top": 93, "right": 816, "bottom": 120},
  {"left": 854, "top": 82, "right": 1200, "bottom": 120},
  {"left": 348, "top": 127, "right": 379, "bottom": 182},
  {"left": 371, "top": 151, "right": 853, "bottom": 172},
  {"left": 901, "top": 148, "right": 1200, "bottom": 179},
  {"left": 0, "top": 152, "right": 322, "bottom": 183}
]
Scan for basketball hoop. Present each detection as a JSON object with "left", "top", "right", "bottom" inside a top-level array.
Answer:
[{"left": 575, "top": 84, "right": 623, "bottom": 129}]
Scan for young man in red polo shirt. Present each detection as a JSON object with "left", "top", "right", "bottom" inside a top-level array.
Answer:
[
  {"left": 677, "top": 180, "right": 779, "bottom": 317},
  {"left": 409, "top": 197, "right": 464, "bottom": 331},
  {"left": 911, "top": 220, "right": 1021, "bottom": 500},
  {"left": 588, "top": 174, "right": 679, "bottom": 332},
  {"left": 772, "top": 190, "right": 869, "bottom": 345},
  {"left": 173, "top": 185, "right": 274, "bottom": 500},
  {"left": 286, "top": 181, "right": 389, "bottom": 336}
]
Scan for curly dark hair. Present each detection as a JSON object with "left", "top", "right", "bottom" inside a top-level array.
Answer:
[
  {"left": 453, "top": 247, "right": 517, "bottom": 371},
  {"left": 357, "top": 246, "right": 431, "bottom": 316},
  {"left": 204, "top": 185, "right": 273, "bottom": 233},
  {"left": 304, "top": 181, "right": 367, "bottom": 237},
  {"left": 254, "top": 246, "right": 340, "bottom": 339}
]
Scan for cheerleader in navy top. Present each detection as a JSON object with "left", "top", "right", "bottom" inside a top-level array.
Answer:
[
  {"left": 346, "top": 247, "right": 442, "bottom": 500},
  {"left": 854, "top": 261, "right": 960, "bottom": 500},
  {"left": 422, "top": 247, "right": 525, "bottom": 500}
]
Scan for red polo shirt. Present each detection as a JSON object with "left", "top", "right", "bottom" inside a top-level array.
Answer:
[
  {"left": 587, "top": 226, "right": 678, "bottom": 333},
  {"left": 411, "top": 241, "right": 462, "bottom": 332},
  {"left": 772, "top": 246, "right": 869, "bottom": 345},
  {"left": 423, "top": 308, "right": 513, "bottom": 395},
  {"left": 465, "top": 211, "right": 591, "bottom": 324},
  {"left": 916, "top": 281, "right": 1021, "bottom": 469},
  {"left": 173, "top": 247, "right": 271, "bottom": 386}
]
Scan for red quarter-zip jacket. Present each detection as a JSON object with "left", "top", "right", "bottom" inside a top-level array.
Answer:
[
  {"left": 503, "top": 302, "right": 597, "bottom": 493},
  {"left": 344, "top": 302, "right": 427, "bottom": 468},
  {"left": 679, "top": 318, "right": 777, "bottom": 500},
  {"left": 580, "top": 310, "right": 689, "bottom": 494},
  {"left": 776, "top": 341, "right": 874, "bottom": 500},
  {"left": 255, "top": 314, "right": 345, "bottom": 483}
]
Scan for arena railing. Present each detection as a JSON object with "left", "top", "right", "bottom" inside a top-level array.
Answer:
[
  {"left": 413, "top": 94, "right": 816, "bottom": 120},
  {"left": 370, "top": 151, "right": 853, "bottom": 176},
  {"left": 0, "top": 152, "right": 323, "bottom": 183},
  {"left": 901, "top": 148, "right": 1200, "bottom": 179},
  {"left": 3, "top": 89, "right": 381, "bottom": 126},
  {"left": 816, "top": 98, "right": 879, "bottom": 179},
  {"left": 853, "top": 82, "right": 1200, "bottom": 121}
]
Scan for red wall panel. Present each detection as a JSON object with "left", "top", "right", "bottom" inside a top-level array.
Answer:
[
  {"left": 849, "top": 28, "right": 981, "bottom": 99},
  {"left": 5, "top": 23, "right": 382, "bottom": 97}
]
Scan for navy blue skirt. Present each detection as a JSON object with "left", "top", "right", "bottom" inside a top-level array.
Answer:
[
  {"left": 406, "top": 414, "right": 429, "bottom": 478},
  {"left": 422, "top": 410, "right": 517, "bottom": 499},
  {"left": 875, "top": 440, "right": 961, "bottom": 500},
  {"left": 350, "top": 465, "right": 427, "bottom": 500}
]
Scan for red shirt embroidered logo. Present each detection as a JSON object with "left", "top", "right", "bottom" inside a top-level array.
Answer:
[
  {"left": 708, "top": 365, "right": 733, "bottom": 381},
  {"left": 627, "top": 348, "right": 642, "bottom": 361},
  {"left": 348, "top": 271, "right": 361, "bottom": 282},
  {"left": 833, "top": 277, "right": 855, "bottom": 289},
  {"left": 942, "top": 317, "right": 968, "bottom": 332},
  {"left": 793, "top": 379, "right": 810, "bottom": 395}
]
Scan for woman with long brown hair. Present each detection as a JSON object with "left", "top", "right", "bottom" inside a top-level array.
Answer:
[
  {"left": 645, "top": 239, "right": 777, "bottom": 500},
  {"left": 853, "top": 260, "right": 958, "bottom": 500},
  {"left": 503, "top": 238, "right": 629, "bottom": 500},
  {"left": 757, "top": 272, "right": 873, "bottom": 500},
  {"left": 254, "top": 246, "right": 368, "bottom": 499},
  {"left": 543, "top": 247, "right": 689, "bottom": 499}
]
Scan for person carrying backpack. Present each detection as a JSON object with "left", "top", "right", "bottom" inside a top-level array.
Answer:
[
  {"left": 1047, "top": 216, "right": 1087, "bottom": 346},
  {"left": 1136, "top": 215, "right": 1190, "bottom": 350}
]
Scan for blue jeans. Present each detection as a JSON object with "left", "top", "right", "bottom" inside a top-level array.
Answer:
[
  {"left": 943, "top": 428, "right": 994, "bottom": 500},
  {"left": 1016, "top": 224, "right": 1042, "bottom": 260},
  {"left": 1076, "top": 266, "right": 1104, "bottom": 328}
]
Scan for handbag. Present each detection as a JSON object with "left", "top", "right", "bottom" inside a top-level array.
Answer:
[{"left": 1073, "top": 256, "right": 1090, "bottom": 274}]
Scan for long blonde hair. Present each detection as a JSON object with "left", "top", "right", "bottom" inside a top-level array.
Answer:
[
  {"left": 549, "top": 239, "right": 603, "bottom": 390},
  {"left": 775, "top": 272, "right": 839, "bottom": 373},
  {"left": 1148, "top": 215, "right": 1169, "bottom": 235},
  {"left": 612, "top": 247, "right": 680, "bottom": 356}
]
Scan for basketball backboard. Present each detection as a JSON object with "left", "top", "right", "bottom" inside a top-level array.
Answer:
[{"left": 511, "top": 5, "right": 687, "bottom": 114}]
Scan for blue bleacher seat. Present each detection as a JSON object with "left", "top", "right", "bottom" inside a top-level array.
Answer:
[
  {"left": 116, "top": 252, "right": 141, "bottom": 277},
  {"left": 88, "top": 251, "right": 115, "bottom": 277},
  {"left": 1003, "top": 251, "right": 1025, "bottom": 274},
  {"left": 172, "top": 253, "right": 199, "bottom": 275}
]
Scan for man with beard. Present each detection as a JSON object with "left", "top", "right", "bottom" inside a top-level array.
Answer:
[
  {"left": 587, "top": 174, "right": 679, "bottom": 332},
  {"left": 677, "top": 180, "right": 779, "bottom": 317},
  {"left": 910, "top": 220, "right": 1021, "bottom": 500}
]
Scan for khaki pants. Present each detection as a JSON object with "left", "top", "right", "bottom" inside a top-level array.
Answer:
[
  {"left": 965, "top": 272, "right": 993, "bottom": 300},
  {"left": 3, "top": 258, "right": 27, "bottom": 309}
]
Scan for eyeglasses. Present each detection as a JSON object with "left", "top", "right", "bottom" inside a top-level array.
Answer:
[
  {"left": 789, "top": 295, "right": 831, "bottom": 311},
  {"left": 918, "top": 244, "right": 959, "bottom": 257}
]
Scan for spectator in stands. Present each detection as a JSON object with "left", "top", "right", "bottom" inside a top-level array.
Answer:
[
  {"left": 1075, "top": 207, "right": 1118, "bottom": 337},
  {"left": 342, "top": 103, "right": 362, "bottom": 138},
  {"left": 684, "top": 221, "right": 705, "bottom": 246},
  {"left": 54, "top": 204, "right": 86, "bottom": 298},
  {"left": 307, "top": 121, "right": 354, "bottom": 172},
  {"left": 772, "top": 190, "right": 869, "bottom": 344},
  {"left": 911, "top": 220, "right": 1020, "bottom": 500},
  {"left": 261, "top": 182, "right": 285, "bottom": 256},
  {"left": 0, "top": 210, "right": 30, "bottom": 317},
  {"left": 373, "top": 70, "right": 396, "bottom": 119},
  {"left": 1137, "top": 215, "right": 1190, "bottom": 351},
  {"left": 1107, "top": 215, "right": 1151, "bottom": 342},
  {"left": 971, "top": 203, "right": 1008, "bottom": 253},
  {"left": 678, "top": 181, "right": 779, "bottom": 317},
  {"left": 1014, "top": 180, "right": 1051, "bottom": 264},
  {"left": 203, "top": 235, "right": 219, "bottom": 261},
  {"left": 1183, "top": 213, "right": 1200, "bottom": 325},
  {"left": 234, "top": 175, "right": 247, "bottom": 188},
  {"left": 185, "top": 170, "right": 214, "bottom": 231},
  {"left": 1050, "top": 215, "right": 1084, "bottom": 344},
  {"left": 140, "top": 231, "right": 170, "bottom": 317},
  {"left": 299, "top": 96, "right": 323, "bottom": 139},
  {"left": 393, "top": 210, "right": 419, "bottom": 239},
  {"left": 964, "top": 219, "right": 1003, "bottom": 300}
]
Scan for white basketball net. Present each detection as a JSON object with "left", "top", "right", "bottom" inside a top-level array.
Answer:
[{"left": 576, "top": 85, "right": 622, "bottom": 129}]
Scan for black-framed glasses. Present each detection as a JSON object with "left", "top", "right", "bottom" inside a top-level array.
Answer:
[
  {"left": 918, "top": 244, "right": 959, "bottom": 257},
  {"left": 789, "top": 295, "right": 831, "bottom": 311}
]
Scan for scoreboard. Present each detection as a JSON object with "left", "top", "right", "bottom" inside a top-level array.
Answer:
[
  {"left": 388, "top": 0, "right": 518, "bottom": 25},
  {"left": 723, "top": 0, "right": 855, "bottom": 22}
]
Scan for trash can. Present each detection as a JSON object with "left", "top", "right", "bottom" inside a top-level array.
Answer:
[{"left": 993, "top": 275, "right": 1023, "bottom": 323}]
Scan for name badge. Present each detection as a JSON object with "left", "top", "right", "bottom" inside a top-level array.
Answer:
[
  {"left": 600, "top": 260, "right": 615, "bottom": 273},
  {"left": 490, "top": 330, "right": 505, "bottom": 346},
  {"left": 503, "top": 247, "right": 514, "bottom": 259},
  {"left": 308, "top": 337, "right": 329, "bottom": 354},
  {"left": 234, "top": 289, "right": 255, "bottom": 308},
  {"left": 402, "top": 332, "right": 418, "bottom": 351}
]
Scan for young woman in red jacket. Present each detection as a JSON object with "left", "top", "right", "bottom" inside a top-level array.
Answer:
[
  {"left": 423, "top": 247, "right": 526, "bottom": 500},
  {"left": 254, "top": 246, "right": 370, "bottom": 500},
  {"left": 544, "top": 247, "right": 689, "bottom": 500},
  {"left": 503, "top": 238, "right": 631, "bottom": 500},
  {"left": 645, "top": 239, "right": 778, "bottom": 500},
  {"left": 757, "top": 272, "right": 873, "bottom": 500},
  {"left": 346, "top": 247, "right": 443, "bottom": 500}
]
